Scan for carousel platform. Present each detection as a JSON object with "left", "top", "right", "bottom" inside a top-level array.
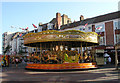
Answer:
[{"left": 25, "top": 62, "right": 97, "bottom": 70}]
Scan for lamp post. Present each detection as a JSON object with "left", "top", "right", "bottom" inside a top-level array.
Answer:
[
  {"left": 115, "top": 43, "right": 119, "bottom": 70},
  {"left": 115, "top": 47, "right": 118, "bottom": 70}
]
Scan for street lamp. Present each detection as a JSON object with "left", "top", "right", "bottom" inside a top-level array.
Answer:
[{"left": 115, "top": 42, "right": 120, "bottom": 70}]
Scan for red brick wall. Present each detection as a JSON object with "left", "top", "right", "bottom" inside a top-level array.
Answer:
[{"left": 105, "top": 21, "right": 114, "bottom": 45}]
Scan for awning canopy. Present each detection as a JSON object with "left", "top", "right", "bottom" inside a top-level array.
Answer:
[{"left": 104, "top": 53, "right": 110, "bottom": 57}]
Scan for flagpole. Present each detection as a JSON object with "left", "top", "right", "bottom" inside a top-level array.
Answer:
[
  {"left": 34, "top": 28, "right": 35, "bottom": 33},
  {"left": 32, "top": 24, "right": 37, "bottom": 33},
  {"left": 11, "top": 26, "right": 18, "bottom": 32}
]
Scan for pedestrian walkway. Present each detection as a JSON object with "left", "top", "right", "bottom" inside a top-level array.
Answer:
[
  {"left": 98, "top": 64, "right": 120, "bottom": 69},
  {"left": 1, "top": 63, "right": 120, "bottom": 82}
]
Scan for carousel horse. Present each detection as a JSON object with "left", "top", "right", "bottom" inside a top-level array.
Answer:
[{"left": 64, "top": 53, "right": 80, "bottom": 63}]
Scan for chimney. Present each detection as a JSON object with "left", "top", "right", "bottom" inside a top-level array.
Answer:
[
  {"left": 39, "top": 22, "right": 42, "bottom": 26},
  {"left": 56, "top": 12, "right": 62, "bottom": 29},
  {"left": 80, "top": 15, "right": 84, "bottom": 21}
]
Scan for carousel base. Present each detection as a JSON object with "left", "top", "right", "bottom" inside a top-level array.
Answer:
[{"left": 25, "top": 62, "right": 98, "bottom": 71}]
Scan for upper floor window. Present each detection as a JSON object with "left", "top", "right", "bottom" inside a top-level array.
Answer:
[
  {"left": 47, "top": 23, "right": 53, "bottom": 30},
  {"left": 88, "top": 26, "right": 92, "bottom": 30},
  {"left": 2, "top": 34, "right": 5, "bottom": 37},
  {"left": 38, "top": 26, "right": 42, "bottom": 32},
  {"left": 114, "top": 21, "right": 118, "bottom": 29},
  {"left": 114, "top": 20, "right": 120, "bottom": 29},
  {"left": 99, "top": 36, "right": 105, "bottom": 45},
  {"left": 85, "top": 26, "right": 92, "bottom": 32},
  {"left": 118, "top": 20, "right": 120, "bottom": 29},
  {"left": 80, "top": 28, "right": 82, "bottom": 31},
  {"left": 116, "top": 34, "right": 120, "bottom": 44}
]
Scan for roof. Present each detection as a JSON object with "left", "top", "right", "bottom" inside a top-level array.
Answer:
[
  {"left": 41, "top": 18, "right": 57, "bottom": 30},
  {"left": 39, "top": 23, "right": 48, "bottom": 31},
  {"left": 61, "top": 11, "right": 120, "bottom": 30},
  {"left": 49, "top": 18, "right": 57, "bottom": 24}
]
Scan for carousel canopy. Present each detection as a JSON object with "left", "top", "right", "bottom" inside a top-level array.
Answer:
[{"left": 23, "top": 30, "right": 99, "bottom": 47}]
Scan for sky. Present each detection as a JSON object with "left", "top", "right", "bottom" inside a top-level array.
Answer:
[{"left": 0, "top": 0, "right": 120, "bottom": 54}]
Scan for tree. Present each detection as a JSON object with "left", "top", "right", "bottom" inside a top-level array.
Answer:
[
  {"left": 18, "top": 49, "right": 24, "bottom": 55},
  {"left": 4, "top": 45, "right": 11, "bottom": 55}
]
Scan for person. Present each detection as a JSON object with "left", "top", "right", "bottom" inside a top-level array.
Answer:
[
  {"left": 108, "top": 57, "right": 111, "bottom": 64},
  {"left": 79, "top": 54, "right": 82, "bottom": 63},
  {"left": 3, "top": 58, "right": 6, "bottom": 67},
  {"left": 15, "top": 58, "right": 19, "bottom": 67},
  {"left": 84, "top": 52, "right": 88, "bottom": 63},
  {"left": 104, "top": 58, "right": 107, "bottom": 65}
]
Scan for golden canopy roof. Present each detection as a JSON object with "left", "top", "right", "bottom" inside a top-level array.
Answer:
[{"left": 23, "top": 30, "right": 99, "bottom": 47}]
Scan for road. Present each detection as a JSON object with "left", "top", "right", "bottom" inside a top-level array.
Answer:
[{"left": 0, "top": 63, "right": 120, "bottom": 83}]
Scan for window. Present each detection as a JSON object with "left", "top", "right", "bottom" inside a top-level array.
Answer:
[
  {"left": 114, "top": 20, "right": 120, "bottom": 29},
  {"left": 47, "top": 23, "right": 53, "bottom": 30},
  {"left": 116, "top": 34, "right": 120, "bottom": 43},
  {"left": 2, "top": 34, "right": 5, "bottom": 37},
  {"left": 88, "top": 26, "right": 92, "bottom": 30},
  {"left": 80, "top": 28, "right": 82, "bottom": 31},
  {"left": 79, "top": 27, "right": 85, "bottom": 31},
  {"left": 38, "top": 26, "right": 42, "bottom": 32},
  {"left": 85, "top": 26, "right": 92, "bottom": 32},
  {"left": 99, "top": 36, "right": 105, "bottom": 45},
  {"left": 114, "top": 21, "right": 118, "bottom": 29},
  {"left": 118, "top": 20, "right": 120, "bottom": 29}
]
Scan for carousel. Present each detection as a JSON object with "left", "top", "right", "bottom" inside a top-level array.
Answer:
[{"left": 23, "top": 30, "right": 99, "bottom": 70}]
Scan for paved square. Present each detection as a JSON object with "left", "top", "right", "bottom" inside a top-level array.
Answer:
[{"left": 1, "top": 64, "right": 120, "bottom": 83}]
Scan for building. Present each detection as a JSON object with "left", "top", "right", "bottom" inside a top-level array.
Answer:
[
  {"left": 10, "top": 32, "right": 28, "bottom": 56},
  {"left": 118, "top": 1, "right": 120, "bottom": 11},
  {"left": 2, "top": 31, "right": 29, "bottom": 56},
  {"left": 2, "top": 32, "right": 14, "bottom": 55},
  {"left": 38, "top": 12, "right": 72, "bottom": 31},
  {"left": 61, "top": 11, "right": 120, "bottom": 63},
  {"left": 2, "top": 11, "right": 120, "bottom": 63}
]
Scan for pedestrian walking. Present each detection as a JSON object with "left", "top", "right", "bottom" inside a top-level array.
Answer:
[
  {"left": 104, "top": 58, "right": 107, "bottom": 65},
  {"left": 108, "top": 57, "right": 111, "bottom": 64},
  {"left": 15, "top": 58, "right": 19, "bottom": 67}
]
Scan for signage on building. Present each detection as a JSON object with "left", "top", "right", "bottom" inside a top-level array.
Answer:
[
  {"left": 96, "top": 49, "right": 104, "bottom": 53},
  {"left": 106, "top": 46, "right": 114, "bottom": 49}
]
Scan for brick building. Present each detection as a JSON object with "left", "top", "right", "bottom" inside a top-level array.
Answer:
[
  {"left": 38, "top": 12, "right": 72, "bottom": 31},
  {"left": 61, "top": 11, "right": 120, "bottom": 63}
]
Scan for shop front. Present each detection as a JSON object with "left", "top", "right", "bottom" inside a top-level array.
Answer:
[{"left": 95, "top": 45, "right": 115, "bottom": 65}]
